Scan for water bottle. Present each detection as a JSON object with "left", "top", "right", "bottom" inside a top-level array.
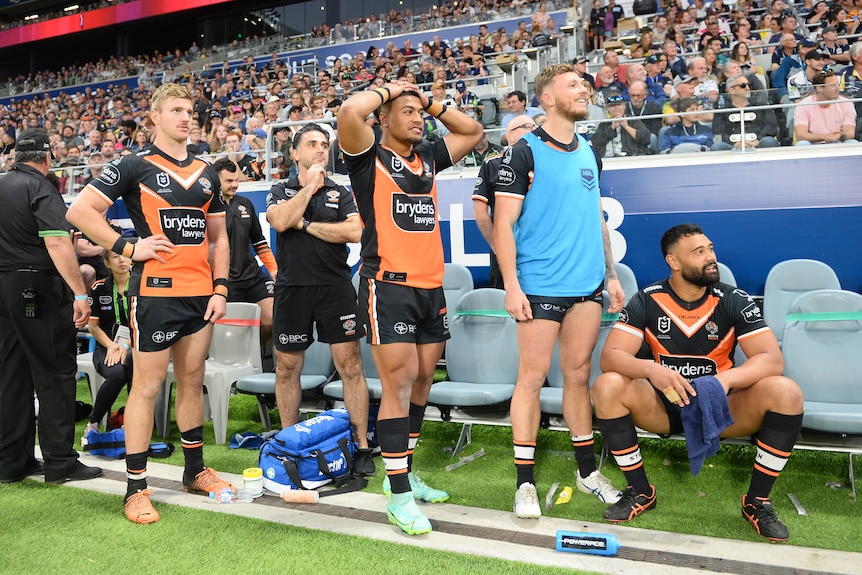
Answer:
[{"left": 555, "top": 530, "right": 620, "bottom": 556}]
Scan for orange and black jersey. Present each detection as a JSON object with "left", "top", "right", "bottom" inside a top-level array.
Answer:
[
  {"left": 613, "top": 280, "right": 771, "bottom": 379},
  {"left": 225, "top": 194, "right": 274, "bottom": 283},
  {"left": 82, "top": 146, "right": 225, "bottom": 298},
  {"left": 344, "top": 136, "right": 453, "bottom": 289}
]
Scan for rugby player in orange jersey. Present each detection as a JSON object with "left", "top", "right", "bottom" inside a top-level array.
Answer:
[
  {"left": 68, "top": 83, "right": 234, "bottom": 524},
  {"left": 338, "top": 80, "right": 482, "bottom": 534}
]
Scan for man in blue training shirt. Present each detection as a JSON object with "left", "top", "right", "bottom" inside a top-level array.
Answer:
[{"left": 494, "top": 63, "right": 626, "bottom": 519}]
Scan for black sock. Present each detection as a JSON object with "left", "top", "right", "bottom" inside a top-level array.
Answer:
[
  {"left": 407, "top": 402, "right": 426, "bottom": 472},
  {"left": 514, "top": 440, "right": 536, "bottom": 487},
  {"left": 599, "top": 414, "right": 651, "bottom": 495},
  {"left": 378, "top": 417, "right": 410, "bottom": 494},
  {"left": 572, "top": 433, "right": 598, "bottom": 478},
  {"left": 125, "top": 451, "right": 148, "bottom": 500},
  {"left": 747, "top": 412, "right": 803, "bottom": 500},
  {"left": 181, "top": 426, "right": 205, "bottom": 481}
]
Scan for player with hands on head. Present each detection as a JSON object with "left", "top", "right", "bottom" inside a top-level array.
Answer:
[{"left": 338, "top": 78, "right": 483, "bottom": 535}]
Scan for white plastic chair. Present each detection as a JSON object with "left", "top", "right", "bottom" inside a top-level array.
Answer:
[
  {"left": 77, "top": 352, "right": 107, "bottom": 427},
  {"left": 156, "top": 302, "right": 262, "bottom": 444}
]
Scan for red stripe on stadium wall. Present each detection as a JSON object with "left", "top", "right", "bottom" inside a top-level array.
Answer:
[{"left": 0, "top": 0, "right": 233, "bottom": 49}]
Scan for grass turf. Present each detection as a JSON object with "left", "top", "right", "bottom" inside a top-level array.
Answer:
[
  {"left": 0, "top": 480, "right": 595, "bottom": 575},
  {"left": 68, "top": 378, "right": 862, "bottom": 553}
]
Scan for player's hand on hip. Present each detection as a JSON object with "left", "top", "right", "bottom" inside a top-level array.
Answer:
[
  {"left": 505, "top": 288, "right": 533, "bottom": 322},
  {"left": 606, "top": 278, "right": 625, "bottom": 313},
  {"left": 204, "top": 294, "right": 227, "bottom": 323},
  {"left": 133, "top": 234, "right": 175, "bottom": 264}
]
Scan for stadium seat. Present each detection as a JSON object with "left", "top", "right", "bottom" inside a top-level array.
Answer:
[
  {"left": 763, "top": 259, "right": 841, "bottom": 345},
  {"left": 322, "top": 335, "right": 384, "bottom": 405},
  {"left": 443, "top": 263, "right": 475, "bottom": 326},
  {"left": 426, "top": 288, "right": 518, "bottom": 455},
  {"left": 541, "top": 290, "right": 614, "bottom": 418},
  {"left": 782, "top": 289, "right": 862, "bottom": 498},
  {"left": 717, "top": 261, "right": 737, "bottom": 287},
  {"left": 615, "top": 262, "right": 638, "bottom": 303},
  {"left": 235, "top": 328, "right": 335, "bottom": 430},
  {"left": 156, "top": 303, "right": 262, "bottom": 443}
]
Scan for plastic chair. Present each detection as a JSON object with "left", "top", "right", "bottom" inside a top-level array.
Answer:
[
  {"left": 443, "top": 263, "right": 475, "bottom": 326},
  {"left": 763, "top": 259, "right": 841, "bottom": 345},
  {"left": 717, "top": 261, "right": 737, "bottom": 287},
  {"left": 426, "top": 288, "right": 518, "bottom": 455},
  {"left": 235, "top": 329, "right": 335, "bottom": 430},
  {"left": 782, "top": 289, "right": 862, "bottom": 498},
  {"left": 614, "top": 262, "right": 638, "bottom": 304},
  {"left": 322, "top": 336, "right": 384, "bottom": 405},
  {"left": 541, "top": 290, "right": 614, "bottom": 417},
  {"left": 76, "top": 352, "right": 107, "bottom": 427},
  {"left": 156, "top": 302, "right": 262, "bottom": 444}
]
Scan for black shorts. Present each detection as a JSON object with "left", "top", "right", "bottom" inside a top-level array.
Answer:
[
  {"left": 358, "top": 277, "right": 450, "bottom": 345},
  {"left": 653, "top": 381, "right": 734, "bottom": 436},
  {"left": 526, "top": 284, "right": 604, "bottom": 323},
  {"left": 130, "top": 296, "right": 210, "bottom": 352},
  {"left": 653, "top": 384, "right": 685, "bottom": 435},
  {"left": 228, "top": 269, "right": 274, "bottom": 304},
  {"left": 273, "top": 284, "right": 364, "bottom": 352}
]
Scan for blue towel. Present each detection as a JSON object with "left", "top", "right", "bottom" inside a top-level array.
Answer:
[{"left": 681, "top": 375, "right": 734, "bottom": 476}]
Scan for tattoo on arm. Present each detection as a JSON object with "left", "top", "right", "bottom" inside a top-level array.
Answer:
[{"left": 601, "top": 219, "right": 617, "bottom": 280}]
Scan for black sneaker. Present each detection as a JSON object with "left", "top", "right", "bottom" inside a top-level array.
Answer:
[
  {"left": 45, "top": 461, "right": 103, "bottom": 484},
  {"left": 603, "top": 485, "right": 657, "bottom": 522},
  {"left": 353, "top": 448, "right": 376, "bottom": 477},
  {"left": 741, "top": 495, "right": 789, "bottom": 542}
]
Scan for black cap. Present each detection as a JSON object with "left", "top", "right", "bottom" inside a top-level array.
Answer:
[
  {"left": 16, "top": 128, "right": 52, "bottom": 156},
  {"left": 805, "top": 48, "right": 829, "bottom": 60}
]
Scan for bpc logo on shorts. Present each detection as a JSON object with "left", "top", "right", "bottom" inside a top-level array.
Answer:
[
  {"left": 394, "top": 322, "right": 409, "bottom": 335},
  {"left": 152, "top": 331, "right": 166, "bottom": 344}
]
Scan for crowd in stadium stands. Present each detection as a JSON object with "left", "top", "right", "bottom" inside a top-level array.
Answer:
[{"left": 1, "top": 0, "right": 861, "bottom": 178}]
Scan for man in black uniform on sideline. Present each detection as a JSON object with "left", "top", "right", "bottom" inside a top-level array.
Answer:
[
  {"left": 471, "top": 114, "right": 538, "bottom": 289},
  {"left": 213, "top": 158, "right": 277, "bottom": 346},
  {"left": 265, "top": 123, "right": 375, "bottom": 476},
  {"left": 0, "top": 128, "right": 102, "bottom": 484}
]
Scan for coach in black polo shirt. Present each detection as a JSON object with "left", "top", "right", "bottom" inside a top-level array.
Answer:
[{"left": 0, "top": 128, "right": 102, "bottom": 484}]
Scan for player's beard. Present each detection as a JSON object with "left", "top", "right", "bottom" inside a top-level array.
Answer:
[
  {"left": 559, "top": 99, "right": 589, "bottom": 123},
  {"left": 681, "top": 263, "right": 720, "bottom": 287}
]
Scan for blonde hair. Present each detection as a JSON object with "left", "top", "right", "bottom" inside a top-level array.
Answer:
[
  {"left": 151, "top": 83, "right": 193, "bottom": 113},
  {"left": 534, "top": 63, "right": 574, "bottom": 100}
]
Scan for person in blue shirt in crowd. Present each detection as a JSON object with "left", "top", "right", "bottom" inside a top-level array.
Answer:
[{"left": 660, "top": 97, "right": 713, "bottom": 153}]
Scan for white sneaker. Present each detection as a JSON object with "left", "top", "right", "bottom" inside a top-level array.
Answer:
[
  {"left": 81, "top": 422, "right": 99, "bottom": 450},
  {"left": 576, "top": 470, "right": 622, "bottom": 504},
  {"left": 514, "top": 482, "right": 542, "bottom": 519}
]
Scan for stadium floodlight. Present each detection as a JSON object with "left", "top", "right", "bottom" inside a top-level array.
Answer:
[{"left": 64, "top": 5, "right": 80, "bottom": 11}]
